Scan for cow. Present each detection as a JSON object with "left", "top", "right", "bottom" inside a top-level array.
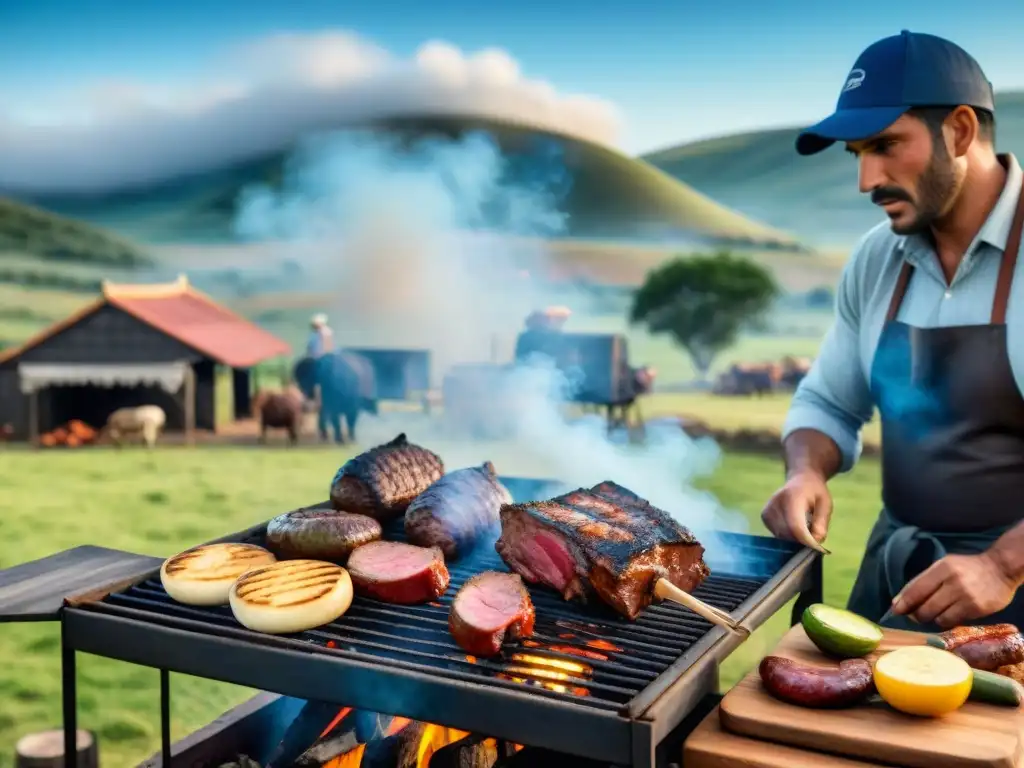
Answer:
[
  {"left": 714, "top": 362, "right": 782, "bottom": 397},
  {"left": 103, "top": 405, "right": 166, "bottom": 448},
  {"left": 251, "top": 385, "right": 306, "bottom": 445},
  {"left": 780, "top": 355, "right": 813, "bottom": 390},
  {"left": 293, "top": 351, "right": 378, "bottom": 444}
]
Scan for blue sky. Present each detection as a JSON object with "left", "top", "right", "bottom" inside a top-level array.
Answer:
[{"left": 3, "top": 0, "right": 1024, "bottom": 154}]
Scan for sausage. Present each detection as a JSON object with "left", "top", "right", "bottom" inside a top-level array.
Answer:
[
  {"left": 265, "top": 508, "right": 382, "bottom": 562},
  {"left": 758, "top": 656, "right": 875, "bottom": 708},
  {"left": 935, "top": 624, "right": 1019, "bottom": 651},
  {"left": 952, "top": 634, "right": 1024, "bottom": 671}
]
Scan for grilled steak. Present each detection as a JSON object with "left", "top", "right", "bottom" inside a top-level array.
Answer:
[
  {"left": 449, "top": 571, "right": 535, "bottom": 656},
  {"left": 346, "top": 541, "right": 450, "bottom": 604},
  {"left": 404, "top": 461, "right": 513, "bottom": 559},
  {"left": 495, "top": 480, "right": 709, "bottom": 620},
  {"left": 265, "top": 508, "right": 382, "bottom": 562},
  {"left": 329, "top": 433, "right": 444, "bottom": 522}
]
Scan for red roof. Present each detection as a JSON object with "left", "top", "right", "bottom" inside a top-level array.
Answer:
[{"left": 0, "top": 275, "right": 291, "bottom": 368}]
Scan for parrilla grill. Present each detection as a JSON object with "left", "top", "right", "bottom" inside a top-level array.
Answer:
[{"left": 0, "top": 476, "right": 821, "bottom": 767}]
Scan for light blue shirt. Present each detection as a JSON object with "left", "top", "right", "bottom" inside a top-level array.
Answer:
[{"left": 782, "top": 153, "right": 1024, "bottom": 472}]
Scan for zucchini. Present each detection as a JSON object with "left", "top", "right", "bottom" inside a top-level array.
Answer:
[{"left": 970, "top": 669, "right": 1023, "bottom": 707}]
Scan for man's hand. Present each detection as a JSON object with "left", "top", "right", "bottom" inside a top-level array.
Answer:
[
  {"left": 760, "top": 471, "right": 833, "bottom": 554},
  {"left": 892, "top": 553, "right": 1018, "bottom": 628}
]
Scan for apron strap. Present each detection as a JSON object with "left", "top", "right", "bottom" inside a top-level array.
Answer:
[
  {"left": 992, "top": 175, "right": 1024, "bottom": 324},
  {"left": 886, "top": 260, "right": 915, "bottom": 322}
]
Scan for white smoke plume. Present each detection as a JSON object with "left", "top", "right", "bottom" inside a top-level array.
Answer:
[
  {"left": 0, "top": 30, "right": 621, "bottom": 193},
  {"left": 235, "top": 128, "right": 754, "bottom": 573}
]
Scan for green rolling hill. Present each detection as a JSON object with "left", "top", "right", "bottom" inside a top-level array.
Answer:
[
  {"left": 16, "top": 115, "right": 803, "bottom": 250},
  {"left": 643, "top": 91, "right": 1024, "bottom": 248}
]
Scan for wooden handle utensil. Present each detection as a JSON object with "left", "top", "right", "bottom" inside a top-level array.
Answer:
[{"left": 654, "top": 578, "right": 750, "bottom": 638}]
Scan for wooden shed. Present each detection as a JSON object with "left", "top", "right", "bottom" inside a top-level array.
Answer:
[{"left": 0, "top": 275, "right": 291, "bottom": 443}]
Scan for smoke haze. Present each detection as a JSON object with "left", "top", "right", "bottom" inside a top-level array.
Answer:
[{"left": 234, "top": 128, "right": 753, "bottom": 573}]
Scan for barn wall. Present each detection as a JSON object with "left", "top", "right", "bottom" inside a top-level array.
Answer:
[
  {"left": 195, "top": 360, "right": 216, "bottom": 431},
  {"left": 17, "top": 305, "right": 202, "bottom": 364},
  {"left": 0, "top": 369, "right": 27, "bottom": 438}
]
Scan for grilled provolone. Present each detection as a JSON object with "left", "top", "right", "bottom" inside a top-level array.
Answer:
[
  {"left": 228, "top": 559, "right": 353, "bottom": 634},
  {"left": 160, "top": 543, "right": 277, "bottom": 606}
]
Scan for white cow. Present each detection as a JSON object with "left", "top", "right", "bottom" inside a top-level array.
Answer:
[{"left": 104, "top": 405, "right": 167, "bottom": 448}]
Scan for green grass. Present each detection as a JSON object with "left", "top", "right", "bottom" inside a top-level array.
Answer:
[
  {"left": 642, "top": 90, "right": 1024, "bottom": 249},
  {"left": 0, "top": 198, "right": 152, "bottom": 268},
  {"left": 28, "top": 115, "right": 802, "bottom": 249},
  {"left": 0, "top": 445, "right": 881, "bottom": 766}
]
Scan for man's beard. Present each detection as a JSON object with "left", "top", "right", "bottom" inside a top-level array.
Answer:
[{"left": 871, "top": 144, "right": 958, "bottom": 235}]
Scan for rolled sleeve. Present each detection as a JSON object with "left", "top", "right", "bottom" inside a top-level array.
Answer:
[{"left": 782, "top": 253, "right": 875, "bottom": 472}]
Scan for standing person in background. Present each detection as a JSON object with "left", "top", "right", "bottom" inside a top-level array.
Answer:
[
  {"left": 306, "top": 313, "right": 334, "bottom": 358},
  {"left": 759, "top": 30, "right": 1024, "bottom": 631}
]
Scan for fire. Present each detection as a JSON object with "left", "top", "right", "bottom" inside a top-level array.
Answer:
[
  {"left": 320, "top": 707, "right": 352, "bottom": 738},
  {"left": 497, "top": 674, "right": 590, "bottom": 696},
  {"left": 413, "top": 724, "right": 472, "bottom": 768},
  {"left": 324, "top": 743, "right": 364, "bottom": 768},
  {"left": 386, "top": 717, "right": 413, "bottom": 736},
  {"left": 464, "top": 655, "right": 477, "bottom": 664}
]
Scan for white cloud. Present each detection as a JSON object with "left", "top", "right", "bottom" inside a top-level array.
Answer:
[{"left": 0, "top": 30, "right": 622, "bottom": 193}]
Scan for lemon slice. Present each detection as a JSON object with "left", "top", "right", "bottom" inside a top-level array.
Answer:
[{"left": 873, "top": 645, "right": 973, "bottom": 716}]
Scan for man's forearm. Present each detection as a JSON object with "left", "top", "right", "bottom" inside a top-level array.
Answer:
[
  {"left": 987, "top": 521, "right": 1024, "bottom": 588},
  {"left": 782, "top": 428, "right": 843, "bottom": 481}
]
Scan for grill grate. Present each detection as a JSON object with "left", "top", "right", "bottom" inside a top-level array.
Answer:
[{"left": 92, "top": 520, "right": 768, "bottom": 712}]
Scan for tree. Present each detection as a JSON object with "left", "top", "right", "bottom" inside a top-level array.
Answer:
[{"left": 629, "top": 250, "right": 779, "bottom": 379}]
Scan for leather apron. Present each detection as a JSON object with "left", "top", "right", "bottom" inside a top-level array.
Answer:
[{"left": 846, "top": 175, "right": 1024, "bottom": 632}]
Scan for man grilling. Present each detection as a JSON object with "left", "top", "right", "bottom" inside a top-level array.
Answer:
[{"left": 760, "top": 31, "right": 1024, "bottom": 631}]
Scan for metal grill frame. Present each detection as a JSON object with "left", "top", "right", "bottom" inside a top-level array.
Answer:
[{"left": 53, "top": 479, "right": 821, "bottom": 768}]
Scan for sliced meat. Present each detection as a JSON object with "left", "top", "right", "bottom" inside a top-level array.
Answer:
[
  {"left": 495, "top": 480, "right": 709, "bottom": 620},
  {"left": 330, "top": 433, "right": 444, "bottom": 522},
  {"left": 346, "top": 541, "right": 450, "bottom": 604},
  {"left": 405, "top": 461, "right": 513, "bottom": 559},
  {"left": 449, "top": 571, "right": 535, "bottom": 657}
]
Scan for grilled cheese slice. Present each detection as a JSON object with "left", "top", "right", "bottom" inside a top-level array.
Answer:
[
  {"left": 229, "top": 559, "right": 353, "bottom": 634},
  {"left": 160, "top": 543, "right": 277, "bottom": 606}
]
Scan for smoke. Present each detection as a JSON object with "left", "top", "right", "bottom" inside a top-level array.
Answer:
[
  {"left": 0, "top": 31, "right": 621, "bottom": 194},
  {"left": 234, "top": 128, "right": 752, "bottom": 572}
]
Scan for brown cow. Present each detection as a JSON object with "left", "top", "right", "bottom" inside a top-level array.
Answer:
[{"left": 252, "top": 385, "right": 306, "bottom": 445}]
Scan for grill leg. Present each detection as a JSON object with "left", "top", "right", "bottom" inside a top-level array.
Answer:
[
  {"left": 790, "top": 555, "right": 824, "bottom": 626},
  {"left": 161, "top": 669, "right": 172, "bottom": 765},
  {"left": 61, "top": 623, "right": 78, "bottom": 767}
]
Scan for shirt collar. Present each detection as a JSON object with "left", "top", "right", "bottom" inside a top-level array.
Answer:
[{"left": 898, "top": 152, "right": 1022, "bottom": 262}]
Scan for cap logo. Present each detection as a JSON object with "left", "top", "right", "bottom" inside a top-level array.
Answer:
[{"left": 843, "top": 68, "right": 866, "bottom": 93}]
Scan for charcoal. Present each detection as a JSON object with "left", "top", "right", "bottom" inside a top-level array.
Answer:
[{"left": 429, "top": 733, "right": 515, "bottom": 768}]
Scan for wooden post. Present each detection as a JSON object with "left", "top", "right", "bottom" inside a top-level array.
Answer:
[
  {"left": 27, "top": 389, "right": 38, "bottom": 448},
  {"left": 183, "top": 365, "right": 196, "bottom": 447}
]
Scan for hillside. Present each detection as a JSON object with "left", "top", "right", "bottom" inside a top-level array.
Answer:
[
  {"left": 643, "top": 91, "right": 1024, "bottom": 248},
  {"left": 18, "top": 115, "right": 802, "bottom": 250}
]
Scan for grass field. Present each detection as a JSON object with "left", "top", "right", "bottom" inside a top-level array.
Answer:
[{"left": 0, "top": 443, "right": 882, "bottom": 766}]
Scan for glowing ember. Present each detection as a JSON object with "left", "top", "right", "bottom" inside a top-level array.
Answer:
[
  {"left": 323, "top": 743, "right": 364, "bottom": 768},
  {"left": 543, "top": 644, "right": 608, "bottom": 661},
  {"left": 509, "top": 654, "right": 592, "bottom": 678},
  {"left": 497, "top": 673, "right": 591, "bottom": 696},
  {"left": 585, "top": 639, "right": 622, "bottom": 652},
  {"left": 557, "top": 633, "right": 576, "bottom": 640},
  {"left": 464, "top": 655, "right": 477, "bottom": 664}
]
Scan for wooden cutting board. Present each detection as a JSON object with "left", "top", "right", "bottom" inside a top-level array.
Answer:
[
  {"left": 719, "top": 625, "right": 1024, "bottom": 768},
  {"left": 683, "top": 705, "right": 887, "bottom": 767}
]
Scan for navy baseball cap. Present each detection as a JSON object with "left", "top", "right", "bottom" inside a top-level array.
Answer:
[{"left": 796, "top": 30, "right": 995, "bottom": 155}]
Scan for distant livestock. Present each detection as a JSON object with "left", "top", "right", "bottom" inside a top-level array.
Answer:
[
  {"left": 252, "top": 385, "right": 306, "bottom": 445},
  {"left": 713, "top": 356, "right": 814, "bottom": 397},
  {"left": 293, "top": 351, "right": 378, "bottom": 444},
  {"left": 104, "top": 405, "right": 166, "bottom": 448}
]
